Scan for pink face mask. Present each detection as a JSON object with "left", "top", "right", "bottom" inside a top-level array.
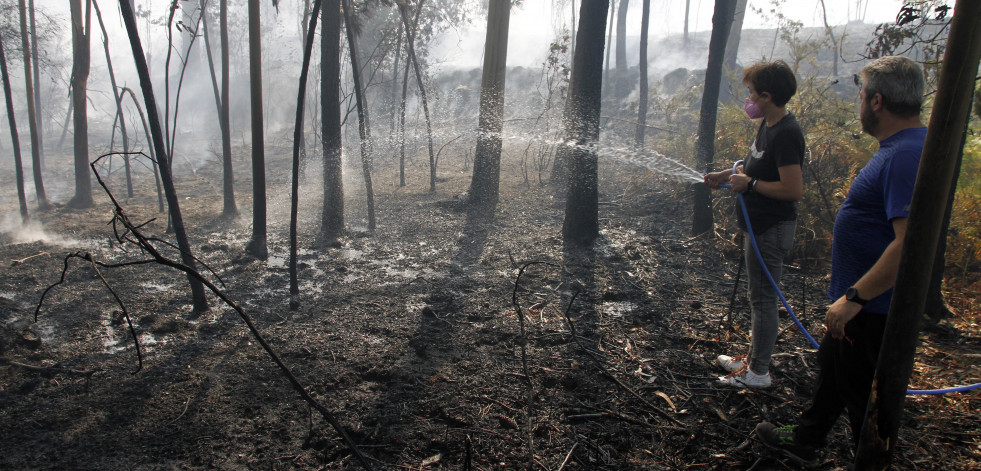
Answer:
[{"left": 744, "top": 97, "right": 765, "bottom": 119}]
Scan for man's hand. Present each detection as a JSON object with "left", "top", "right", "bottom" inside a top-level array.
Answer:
[{"left": 825, "top": 296, "right": 862, "bottom": 339}]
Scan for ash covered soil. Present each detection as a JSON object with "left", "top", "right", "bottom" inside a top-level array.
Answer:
[{"left": 1, "top": 145, "right": 978, "bottom": 470}]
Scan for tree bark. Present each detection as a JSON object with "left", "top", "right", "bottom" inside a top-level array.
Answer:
[
  {"left": 0, "top": 30, "right": 29, "bottom": 222},
  {"left": 219, "top": 0, "right": 237, "bottom": 217},
  {"left": 613, "top": 0, "right": 629, "bottom": 102},
  {"left": 854, "top": 1, "right": 981, "bottom": 467},
  {"left": 691, "top": 0, "right": 735, "bottom": 236},
  {"left": 602, "top": 0, "right": 615, "bottom": 101},
  {"left": 342, "top": 0, "right": 376, "bottom": 233},
  {"left": 121, "top": 86, "right": 165, "bottom": 212},
  {"left": 291, "top": 0, "right": 323, "bottom": 299},
  {"left": 319, "top": 0, "right": 344, "bottom": 244},
  {"left": 28, "top": 0, "right": 44, "bottom": 172},
  {"left": 117, "top": 0, "right": 209, "bottom": 313},
  {"left": 683, "top": 0, "right": 690, "bottom": 49},
  {"left": 635, "top": 0, "right": 650, "bottom": 147},
  {"left": 68, "top": 0, "right": 93, "bottom": 209},
  {"left": 397, "top": 0, "right": 437, "bottom": 193},
  {"left": 719, "top": 0, "right": 747, "bottom": 104},
  {"left": 92, "top": 0, "right": 132, "bottom": 198},
  {"left": 245, "top": 0, "right": 268, "bottom": 260},
  {"left": 18, "top": 0, "right": 47, "bottom": 210},
  {"left": 466, "top": 0, "right": 511, "bottom": 214},
  {"left": 562, "top": 0, "right": 609, "bottom": 247}
]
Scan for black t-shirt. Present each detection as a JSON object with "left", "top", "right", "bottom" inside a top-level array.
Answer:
[{"left": 737, "top": 113, "right": 805, "bottom": 234}]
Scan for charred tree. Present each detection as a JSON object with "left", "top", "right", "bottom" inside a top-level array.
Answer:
[
  {"left": 0, "top": 30, "right": 29, "bottom": 221},
  {"left": 121, "top": 87, "right": 165, "bottom": 213},
  {"left": 200, "top": 0, "right": 232, "bottom": 216},
  {"left": 720, "top": 0, "right": 747, "bottom": 103},
  {"left": 466, "top": 0, "right": 511, "bottom": 214},
  {"left": 635, "top": 0, "right": 650, "bottom": 147},
  {"left": 291, "top": 0, "right": 323, "bottom": 299},
  {"left": 855, "top": 0, "right": 981, "bottom": 467},
  {"left": 117, "top": 0, "right": 209, "bottom": 313},
  {"left": 613, "top": 0, "right": 629, "bottom": 103},
  {"left": 219, "top": 0, "right": 237, "bottom": 217},
  {"left": 342, "top": 0, "right": 376, "bottom": 233},
  {"left": 562, "top": 0, "right": 609, "bottom": 247},
  {"left": 92, "top": 0, "right": 133, "bottom": 198},
  {"left": 28, "top": 0, "right": 44, "bottom": 171},
  {"left": 602, "top": 0, "right": 615, "bottom": 101},
  {"left": 68, "top": 0, "right": 93, "bottom": 209},
  {"left": 691, "top": 0, "right": 735, "bottom": 236},
  {"left": 397, "top": 5, "right": 422, "bottom": 189},
  {"left": 397, "top": 0, "right": 437, "bottom": 193},
  {"left": 319, "top": 0, "right": 344, "bottom": 245},
  {"left": 683, "top": 0, "right": 690, "bottom": 49},
  {"left": 18, "top": 0, "right": 47, "bottom": 210},
  {"left": 245, "top": 0, "right": 268, "bottom": 260}
]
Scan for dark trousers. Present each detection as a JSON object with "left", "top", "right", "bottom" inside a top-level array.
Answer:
[{"left": 794, "top": 311, "right": 888, "bottom": 448}]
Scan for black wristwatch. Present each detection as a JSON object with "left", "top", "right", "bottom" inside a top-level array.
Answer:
[{"left": 845, "top": 286, "right": 868, "bottom": 306}]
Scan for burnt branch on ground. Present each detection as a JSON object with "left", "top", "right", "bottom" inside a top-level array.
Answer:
[{"left": 31, "top": 153, "right": 375, "bottom": 470}]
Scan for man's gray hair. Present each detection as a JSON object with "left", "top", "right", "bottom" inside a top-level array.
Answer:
[{"left": 860, "top": 56, "right": 925, "bottom": 118}]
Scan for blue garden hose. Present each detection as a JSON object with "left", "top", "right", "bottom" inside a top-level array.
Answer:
[{"left": 716, "top": 161, "right": 979, "bottom": 395}]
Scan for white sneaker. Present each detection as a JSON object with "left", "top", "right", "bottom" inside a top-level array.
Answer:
[
  {"left": 717, "top": 354, "right": 747, "bottom": 373},
  {"left": 718, "top": 366, "right": 772, "bottom": 389}
]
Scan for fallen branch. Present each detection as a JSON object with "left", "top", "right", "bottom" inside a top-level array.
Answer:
[
  {"left": 32, "top": 153, "right": 374, "bottom": 470},
  {"left": 2, "top": 358, "right": 97, "bottom": 377},
  {"left": 11, "top": 251, "right": 48, "bottom": 265}
]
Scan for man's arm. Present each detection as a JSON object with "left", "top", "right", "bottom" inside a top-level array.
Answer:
[{"left": 825, "top": 217, "right": 908, "bottom": 338}]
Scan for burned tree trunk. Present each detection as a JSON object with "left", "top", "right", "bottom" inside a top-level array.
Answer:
[
  {"left": 342, "top": 0, "right": 376, "bottom": 233},
  {"left": 691, "top": 0, "right": 735, "bottom": 236},
  {"left": 319, "top": 0, "right": 344, "bottom": 245},
  {"left": 466, "top": 0, "right": 511, "bottom": 214},
  {"left": 613, "top": 0, "right": 629, "bottom": 104},
  {"left": 0, "top": 30, "right": 29, "bottom": 221},
  {"left": 635, "top": 0, "right": 650, "bottom": 147},
  {"left": 719, "top": 0, "right": 747, "bottom": 104},
  {"left": 562, "top": 0, "right": 609, "bottom": 247},
  {"left": 397, "top": 0, "right": 437, "bottom": 193},
  {"left": 291, "top": 0, "right": 323, "bottom": 299},
  {"left": 245, "top": 0, "right": 268, "bottom": 260},
  {"left": 18, "top": 0, "right": 47, "bottom": 210},
  {"left": 68, "top": 0, "right": 93, "bottom": 209},
  {"left": 117, "top": 0, "right": 209, "bottom": 313},
  {"left": 92, "top": 0, "right": 132, "bottom": 198},
  {"left": 28, "top": 0, "right": 44, "bottom": 171},
  {"left": 219, "top": 0, "right": 237, "bottom": 217},
  {"left": 121, "top": 87, "right": 165, "bottom": 213}
]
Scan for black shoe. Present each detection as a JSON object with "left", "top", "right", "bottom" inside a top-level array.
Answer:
[{"left": 754, "top": 421, "right": 820, "bottom": 468}]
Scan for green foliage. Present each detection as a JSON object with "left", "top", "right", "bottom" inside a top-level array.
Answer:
[{"left": 949, "top": 128, "right": 981, "bottom": 276}]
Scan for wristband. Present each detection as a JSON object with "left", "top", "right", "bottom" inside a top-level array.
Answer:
[{"left": 747, "top": 178, "right": 758, "bottom": 194}]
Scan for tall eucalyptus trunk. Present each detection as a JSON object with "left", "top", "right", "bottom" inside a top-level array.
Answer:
[
  {"left": 18, "top": 0, "right": 47, "bottom": 209},
  {"left": 68, "top": 0, "right": 93, "bottom": 209}
]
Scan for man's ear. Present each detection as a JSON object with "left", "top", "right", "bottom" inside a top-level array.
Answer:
[{"left": 870, "top": 92, "right": 884, "bottom": 111}]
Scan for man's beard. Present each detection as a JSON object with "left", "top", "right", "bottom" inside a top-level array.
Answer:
[{"left": 860, "top": 102, "right": 879, "bottom": 136}]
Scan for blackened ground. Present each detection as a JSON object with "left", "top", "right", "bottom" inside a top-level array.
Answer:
[{"left": 0, "top": 143, "right": 978, "bottom": 470}]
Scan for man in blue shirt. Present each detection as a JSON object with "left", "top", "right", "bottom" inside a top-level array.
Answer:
[{"left": 754, "top": 56, "right": 927, "bottom": 467}]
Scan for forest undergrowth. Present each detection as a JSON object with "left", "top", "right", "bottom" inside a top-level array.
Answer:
[{"left": 0, "top": 143, "right": 978, "bottom": 470}]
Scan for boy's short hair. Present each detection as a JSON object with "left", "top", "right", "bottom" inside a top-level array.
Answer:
[{"left": 742, "top": 60, "right": 797, "bottom": 107}]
